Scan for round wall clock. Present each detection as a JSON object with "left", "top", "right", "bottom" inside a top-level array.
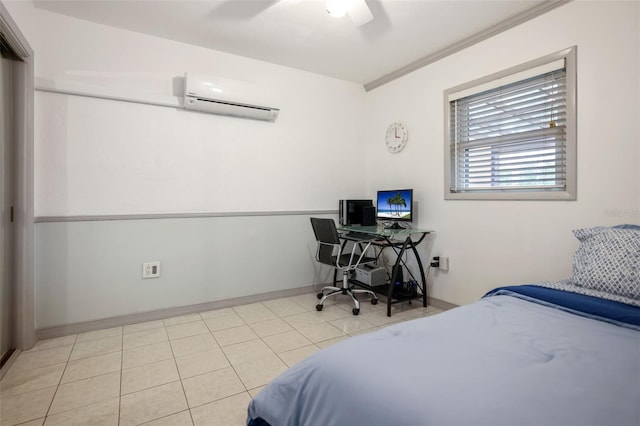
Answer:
[{"left": 385, "top": 122, "right": 408, "bottom": 153}]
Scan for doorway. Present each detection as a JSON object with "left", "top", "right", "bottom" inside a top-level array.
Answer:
[
  {"left": 1, "top": 36, "right": 18, "bottom": 368},
  {"left": 0, "top": 3, "right": 36, "bottom": 374}
]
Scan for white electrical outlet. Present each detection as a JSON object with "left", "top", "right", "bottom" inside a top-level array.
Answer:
[
  {"left": 440, "top": 257, "right": 449, "bottom": 271},
  {"left": 142, "top": 261, "right": 161, "bottom": 279}
]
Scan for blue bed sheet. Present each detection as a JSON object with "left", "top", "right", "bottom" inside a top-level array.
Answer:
[
  {"left": 247, "top": 286, "right": 640, "bottom": 426},
  {"left": 485, "top": 284, "right": 640, "bottom": 328}
]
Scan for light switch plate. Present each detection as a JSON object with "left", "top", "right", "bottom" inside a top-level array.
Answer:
[{"left": 142, "top": 261, "right": 160, "bottom": 278}]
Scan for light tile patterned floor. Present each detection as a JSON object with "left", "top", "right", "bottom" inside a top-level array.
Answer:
[{"left": 0, "top": 293, "right": 442, "bottom": 426}]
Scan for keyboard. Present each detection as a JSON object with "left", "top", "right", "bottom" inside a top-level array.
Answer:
[{"left": 343, "top": 232, "right": 377, "bottom": 241}]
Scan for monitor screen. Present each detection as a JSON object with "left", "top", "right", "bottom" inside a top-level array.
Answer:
[{"left": 376, "top": 189, "right": 413, "bottom": 224}]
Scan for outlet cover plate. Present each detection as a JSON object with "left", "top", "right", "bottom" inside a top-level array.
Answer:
[{"left": 142, "top": 261, "right": 160, "bottom": 278}]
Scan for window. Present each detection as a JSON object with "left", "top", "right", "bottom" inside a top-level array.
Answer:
[{"left": 444, "top": 47, "right": 576, "bottom": 200}]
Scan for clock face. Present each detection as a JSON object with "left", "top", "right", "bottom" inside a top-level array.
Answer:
[{"left": 385, "top": 122, "right": 408, "bottom": 153}]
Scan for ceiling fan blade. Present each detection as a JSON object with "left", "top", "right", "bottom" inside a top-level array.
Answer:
[
  {"left": 269, "top": 0, "right": 304, "bottom": 12},
  {"left": 348, "top": 0, "right": 373, "bottom": 26},
  {"left": 212, "top": 0, "right": 279, "bottom": 20}
]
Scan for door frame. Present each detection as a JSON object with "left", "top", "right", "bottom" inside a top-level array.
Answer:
[{"left": 0, "top": 3, "right": 36, "bottom": 353}]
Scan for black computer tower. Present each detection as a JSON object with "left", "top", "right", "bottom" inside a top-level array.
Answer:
[
  {"left": 361, "top": 205, "right": 376, "bottom": 226},
  {"left": 339, "top": 199, "right": 373, "bottom": 226}
]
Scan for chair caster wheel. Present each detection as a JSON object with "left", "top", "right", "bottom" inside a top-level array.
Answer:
[
  {"left": 317, "top": 293, "right": 323, "bottom": 299},
  {"left": 371, "top": 298, "right": 378, "bottom": 305},
  {"left": 316, "top": 304, "right": 323, "bottom": 311},
  {"left": 352, "top": 308, "right": 360, "bottom": 315}
]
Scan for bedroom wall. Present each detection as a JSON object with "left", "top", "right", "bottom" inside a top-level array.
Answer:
[
  {"left": 363, "top": 0, "right": 640, "bottom": 305},
  {"left": 24, "top": 7, "right": 368, "bottom": 328}
]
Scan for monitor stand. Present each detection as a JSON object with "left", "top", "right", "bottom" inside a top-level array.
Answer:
[{"left": 384, "top": 222, "right": 405, "bottom": 230}]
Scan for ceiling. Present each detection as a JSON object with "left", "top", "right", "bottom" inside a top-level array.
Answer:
[{"left": 32, "top": 0, "right": 568, "bottom": 90}]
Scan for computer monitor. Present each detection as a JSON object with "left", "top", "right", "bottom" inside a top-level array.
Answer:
[{"left": 376, "top": 189, "right": 413, "bottom": 229}]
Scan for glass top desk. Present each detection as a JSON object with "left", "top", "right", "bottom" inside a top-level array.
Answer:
[{"left": 337, "top": 225, "right": 434, "bottom": 317}]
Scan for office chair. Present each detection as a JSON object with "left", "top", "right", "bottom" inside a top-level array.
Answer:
[{"left": 310, "top": 217, "right": 378, "bottom": 315}]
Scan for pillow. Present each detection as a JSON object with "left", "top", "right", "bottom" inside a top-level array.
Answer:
[
  {"left": 570, "top": 227, "right": 640, "bottom": 300},
  {"left": 613, "top": 224, "right": 640, "bottom": 230}
]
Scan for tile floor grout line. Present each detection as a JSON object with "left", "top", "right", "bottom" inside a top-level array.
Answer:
[
  {"left": 42, "top": 333, "right": 79, "bottom": 423},
  {"left": 118, "top": 329, "right": 124, "bottom": 426},
  {"left": 166, "top": 323, "right": 196, "bottom": 426}
]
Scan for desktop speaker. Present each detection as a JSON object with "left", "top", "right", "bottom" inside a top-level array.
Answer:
[
  {"left": 361, "top": 206, "right": 376, "bottom": 226},
  {"left": 391, "top": 264, "right": 404, "bottom": 285}
]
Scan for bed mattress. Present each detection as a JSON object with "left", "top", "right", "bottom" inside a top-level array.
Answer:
[{"left": 247, "top": 286, "right": 640, "bottom": 426}]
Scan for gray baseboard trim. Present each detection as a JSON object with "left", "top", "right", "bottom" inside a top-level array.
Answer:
[
  {"left": 427, "top": 297, "right": 458, "bottom": 311},
  {"left": 0, "top": 349, "right": 22, "bottom": 382},
  {"left": 35, "top": 286, "right": 457, "bottom": 341},
  {"left": 36, "top": 285, "right": 318, "bottom": 340}
]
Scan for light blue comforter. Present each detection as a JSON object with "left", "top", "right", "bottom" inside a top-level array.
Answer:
[{"left": 247, "top": 294, "right": 640, "bottom": 426}]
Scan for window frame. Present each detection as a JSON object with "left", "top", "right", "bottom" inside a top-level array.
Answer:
[{"left": 443, "top": 46, "right": 577, "bottom": 201}]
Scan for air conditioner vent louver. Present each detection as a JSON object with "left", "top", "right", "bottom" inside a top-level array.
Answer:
[{"left": 184, "top": 73, "right": 279, "bottom": 122}]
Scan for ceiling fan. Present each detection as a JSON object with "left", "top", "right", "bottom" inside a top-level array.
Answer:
[
  {"left": 214, "top": 0, "right": 375, "bottom": 27},
  {"left": 269, "top": 0, "right": 374, "bottom": 26},
  {"left": 324, "top": 0, "right": 374, "bottom": 26}
]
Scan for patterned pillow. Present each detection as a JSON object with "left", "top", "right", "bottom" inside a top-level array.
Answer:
[
  {"left": 613, "top": 224, "right": 640, "bottom": 230},
  {"left": 570, "top": 227, "right": 640, "bottom": 300}
]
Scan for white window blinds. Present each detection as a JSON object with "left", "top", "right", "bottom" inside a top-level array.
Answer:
[{"left": 449, "top": 61, "right": 567, "bottom": 193}]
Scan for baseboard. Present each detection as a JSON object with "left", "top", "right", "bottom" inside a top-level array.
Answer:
[
  {"left": 0, "top": 349, "right": 21, "bottom": 381},
  {"left": 36, "top": 284, "right": 318, "bottom": 341},
  {"left": 427, "top": 296, "right": 458, "bottom": 311},
  {"left": 36, "top": 285, "right": 456, "bottom": 341}
]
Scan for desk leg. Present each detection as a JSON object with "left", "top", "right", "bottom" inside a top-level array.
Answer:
[
  {"left": 410, "top": 242, "right": 427, "bottom": 308},
  {"left": 386, "top": 237, "right": 410, "bottom": 317}
]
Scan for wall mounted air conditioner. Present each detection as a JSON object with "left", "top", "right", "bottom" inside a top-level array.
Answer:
[{"left": 184, "top": 73, "right": 279, "bottom": 122}]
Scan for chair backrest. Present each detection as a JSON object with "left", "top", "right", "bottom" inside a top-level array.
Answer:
[
  {"left": 310, "top": 218, "right": 341, "bottom": 245},
  {"left": 310, "top": 218, "right": 341, "bottom": 265}
]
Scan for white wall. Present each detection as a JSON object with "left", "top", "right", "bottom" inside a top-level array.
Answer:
[
  {"left": 364, "top": 0, "right": 640, "bottom": 305},
  {"left": 29, "top": 8, "right": 367, "bottom": 328},
  {"left": 32, "top": 10, "right": 367, "bottom": 216}
]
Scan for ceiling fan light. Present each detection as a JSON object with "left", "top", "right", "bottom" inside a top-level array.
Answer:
[{"left": 326, "top": 0, "right": 348, "bottom": 18}]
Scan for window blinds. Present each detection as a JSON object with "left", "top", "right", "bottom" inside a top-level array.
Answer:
[{"left": 449, "top": 62, "right": 567, "bottom": 192}]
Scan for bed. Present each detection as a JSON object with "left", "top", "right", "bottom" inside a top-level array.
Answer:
[{"left": 247, "top": 225, "right": 640, "bottom": 426}]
